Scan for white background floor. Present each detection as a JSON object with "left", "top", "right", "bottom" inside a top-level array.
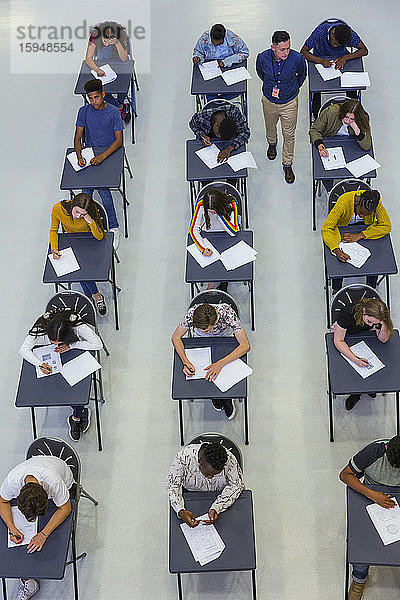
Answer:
[{"left": 1, "top": 0, "right": 400, "bottom": 598}]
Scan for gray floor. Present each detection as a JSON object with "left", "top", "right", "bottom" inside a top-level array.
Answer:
[{"left": 1, "top": 0, "right": 400, "bottom": 598}]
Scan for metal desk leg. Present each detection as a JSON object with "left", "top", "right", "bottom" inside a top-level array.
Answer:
[
  {"left": 312, "top": 179, "right": 317, "bottom": 231},
  {"left": 396, "top": 392, "right": 399, "bottom": 436},
  {"left": 177, "top": 573, "right": 183, "bottom": 600},
  {"left": 386, "top": 275, "right": 390, "bottom": 309},
  {"left": 130, "top": 75, "right": 135, "bottom": 144},
  {"left": 2, "top": 578, "right": 7, "bottom": 600},
  {"left": 249, "top": 281, "right": 255, "bottom": 331},
  {"left": 121, "top": 163, "right": 129, "bottom": 239},
  {"left": 309, "top": 89, "right": 312, "bottom": 127},
  {"left": 325, "top": 263, "right": 330, "bottom": 329},
  {"left": 328, "top": 375, "right": 334, "bottom": 442},
  {"left": 71, "top": 519, "right": 79, "bottom": 600},
  {"left": 243, "top": 396, "right": 249, "bottom": 445},
  {"left": 124, "top": 152, "right": 133, "bottom": 179},
  {"left": 178, "top": 400, "right": 184, "bottom": 446},
  {"left": 251, "top": 569, "right": 257, "bottom": 600},
  {"left": 110, "top": 252, "right": 119, "bottom": 331},
  {"left": 241, "top": 177, "right": 249, "bottom": 229},
  {"left": 31, "top": 407, "right": 37, "bottom": 439},
  {"left": 190, "top": 283, "right": 195, "bottom": 299},
  {"left": 189, "top": 182, "right": 196, "bottom": 213},
  {"left": 93, "top": 373, "right": 103, "bottom": 451},
  {"left": 345, "top": 548, "right": 349, "bottom": 600}
]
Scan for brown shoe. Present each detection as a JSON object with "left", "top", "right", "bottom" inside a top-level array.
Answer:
[
  {"left": 283, "top": 165, "right": 295, "bottom": 183},
  {"left": 266, "top": 144, "right": 277, "bottom": 160},
  {"left": 348, "top": 581, "right": 366, "bottom": 600}
]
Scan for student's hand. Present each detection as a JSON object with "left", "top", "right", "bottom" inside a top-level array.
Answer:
[
  {"left": 52, "top": 250, "right": 61, "bottom": 260},
  {"left": 321, "top": 58, "right": 333, "bottom": 68},
  {"left": 183, "top": 361, "right": 195, "bottom": 377},
  {"left": 107, "top": 37, "right": 117, "bottom": 45},
  {"left": 54, "top": 343, "right": 70, "bottom": 353},
  {"left": 193, "top": 56, "right": 201, "bottom": 64},
  {"left": 342, "top": 232, "right": 363, "bottom": 242},
  {"left": 318, "top": 144, "right": 329, "bottom": 157},
  {"left": 355, "top": 356, "right": 369, "bottom": 368},
  {"left": 334, "top": 56, "right": 347, "bottom": 70},
  {"left": 217, "top": 146, "right": 233, "bottom": 163},
  {"left": 347, "top": 119, "right": 360, "bottom": 136},
  {"left": 27, "top": 532, "right": 47, "bottom": 553},
  {"left": 371, "top": 491, "right": 396, "bottom": 509},
  {"left": 83, "top": 214, "right": 94, "bottom": 225},
  {"left": 96, "top": 69, "right": 106, "bottom": 76},
  {"left": 333, "top": 248, "right": 350, "bottom": 262},
  {"left": 205, "top": 360, "right": 224, "bottom": 381},
  {"left": 202, "top": 509, "right": 219, "bottom": 524},
  {"left": 40, "top": 363, "right": 52, "bottom": 375},
  {"left": 371, "top": 322, "right": 383, "bottom": 332},
  {"left": 90, "top": 154, "right": 105, "bottom": 166},
  {"left": 178, "top": 509, "right": 199, "bottom": 528},
  {"left": 78, "top": 156, "right": 87, "bottom": 167},
  {"left": 201, "top": 135, "right": 211, "bottom": 146},
  {"left": 218, "top": 60, "right": 225, "bottom": 68},
  {"left": 202, "top": 248, "right": 213, "bottom": 256},
  {"left": 9, "top": 529, "right": 24, "bottom": 544}
]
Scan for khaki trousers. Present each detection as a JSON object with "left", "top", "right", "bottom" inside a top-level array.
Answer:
[{"left": 261, "top": 95, "right": 299, "bottom": 165}]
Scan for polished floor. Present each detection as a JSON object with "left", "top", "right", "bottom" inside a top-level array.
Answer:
[{"left": 1, "top": 0, "right": 400, "bottom": 598}]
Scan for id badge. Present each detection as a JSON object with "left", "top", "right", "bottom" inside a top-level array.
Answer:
[{"left": 272, "top": 87, "right": 280, "bottom": 98}]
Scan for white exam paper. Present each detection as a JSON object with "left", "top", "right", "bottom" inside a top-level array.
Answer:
[
  {"left": 8, "top": 507, "right": 37, "bottom": 548},
  {"left": 185, "top": 347, "right": 212, "bottom": 380},
  {"left": 199, "top": 60, "right": 222, "bottom": 81},
  {"left": 340, "top": 71, "right": 371, "bottom": 88},
  {"left": 321, "top": 147, "right": 346, "bottom": 171},
  {"left": 315, "top": 63, "right": 340, "bottom": 81},
  {"left": 339, "top": 241, "right": 371, "bottom": 268},
  {"left": 366, "top": 498, "right": 400, "bottom": 545},
  {"left": 346, "top": 154, "right": 381, "bottom": 178},
  {"left": 48, "top": 247, "right": 80, "bottom": 277},
  {"left": 67, "top": 147, "right": 95, "bottom": 172},
  {"left": 227, "top": 151, "right": 257, "bottom": 172},
  {"left": 341, "top": 340, "right": 385, "bottom": 379},
  {"left": 33, "top": 345, "right": 62, "bottom": 378},
  {"left": 186, "top": 242, "right": 221, "bottom": 268},
  {"left": 221, "top": 66, "right": 252, "bottom": 85},
  {"left": 220, "top": 241, "right": 257, "bottom": 270},
  {"left": 180, "top": 513, "right": 225, "bottom": 565},
  {"left": 61, "top": 351, "right": 101, "bottom": 386},
  {"left": 195, "top": 144, "right": 221, "bottom": 169},
  {"left": 90, "top": 63, "right": 117, "bottom": 84},
  {"left": 213, "top": 358, "right": 253, "bottom": 392}
]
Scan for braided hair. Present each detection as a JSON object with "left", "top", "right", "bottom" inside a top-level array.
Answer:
[
  {"left": 29, "top": 308, "right": 86, "bottom": 345},
  {"left": 387, "top": 436, "right": 400, "bottom": 468},
  {"left": 202, "top": 189, "right": 234, "bottom": 229},
  {"left": 201, "top": 442, "right": 228, "bottom": 472}
]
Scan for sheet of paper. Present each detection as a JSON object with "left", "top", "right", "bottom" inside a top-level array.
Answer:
[
  {"left": 33, "top": 345, "right": 62, "bottom": 378},
  {"left": 199, "top": 60, "right": 222, "bottom": 81},
  {"left": 61, "top": 351, "right": 101, "bottom": 387},
  {"left": 366, "top": 498, "right": 400, "bottom": 545},
  {"left": 221, "top": 66, "right": 252, "bottom": 85},
  {"left": 339, "top": 241, "right": 371, "bottom": 268},
  {"left": 315, "top": 63, "right": 340, "bottom": 81},
  {"left": 185, "top": 347, "right": 212, "bottom": 380},
  {"left": 321, "top": 147, "right": 346, "bottom": 171},
  {"left": 195, "top": 144, "right": 221, "bottom": 169},
  {"left": 180, "top": 513, "right": 225, "bottom": 565},
  {"left": 341, "top": 340, "right": 385, "bottom": 379},
  {"left": 220, "top": 240, "right": 257, "bottom": 271},
  {"left": 90, "top": 63, "right": 117, "bottom": 84},
  {"left": 227, "top": 151, "right": 257, "bottom": 172},
  {"left": 340, "top": 71, "right": 371, "bottom": 88},
  {"left": 48, "top": 247, "right": 80, "bottom": 277},
  {"left": 186, "top": 242, "right": 221, "bottom": 268},
  {"left": 213, "top": 358, "right": 253, "bottom": 392},
  {"left": 66, "top": 147, "right": 95, "bottom": 172},
  {"left": 345, "top": 154, "right": 381, "bottom": 178},
  {"left": 8, "top": 507, "right": 37, "bottom": 548}
]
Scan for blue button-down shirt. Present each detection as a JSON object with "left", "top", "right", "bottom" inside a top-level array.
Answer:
[
  {"left": 256, "top": 49, "right": 306, "bottom": 105},
  {"left": 304, "top": 21, "right": 361, "bottom": 58}
]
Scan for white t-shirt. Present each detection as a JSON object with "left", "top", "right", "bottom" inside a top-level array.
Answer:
[
  {"left": 0, "top": 456, "right": 74, "bottom": 507},
  {"left": 337, "top": 122, "right": 350, "bottom": 136}
]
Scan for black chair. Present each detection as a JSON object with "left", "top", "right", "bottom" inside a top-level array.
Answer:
[
  {"left": 194, "top": 181, "right": 243, "bottom": 230},
  {"left": 203, "top": 99, "right": 236, "bottom": 112},
  {"left": 318, "top": 95, "right": 347, "bottom": 116},
  {"left": 328, "top": 178, "right": 370, "bottom": 212},
  {"left": 188, "top": 290, "right": 240, "bottom": 338},
  {"left": 189, "top": 432, "right": 243, "bottom": 469},
  {"left": 331, "top": 283, "right": 380, "bottom": 327}
]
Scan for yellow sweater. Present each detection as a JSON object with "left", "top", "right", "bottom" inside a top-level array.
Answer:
[
  {"left": 50, "top": 201, "right": 104, "bottom": 251},
  {"left": 321, "top": 191, "right": 391, "bottom": 252}
]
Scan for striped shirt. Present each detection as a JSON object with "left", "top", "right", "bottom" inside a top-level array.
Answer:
[
  {"left": 189, "top": 199, "right": 239, "bottom": 252},
  {"left": 189, "top": 103, "right": 250, "bottom": 150}
]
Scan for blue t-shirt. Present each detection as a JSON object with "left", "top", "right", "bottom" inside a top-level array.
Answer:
[
  {"left": 304, "top": 22, "right": 361, "bottom": 58},
  {"left": 75, "top": 103, "right": 123, "bottom": 148},
  {"left": 256, "top": 49, "right": 307, "bottom": 104}
]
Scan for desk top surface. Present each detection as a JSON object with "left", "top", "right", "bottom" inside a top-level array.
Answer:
[
  {"left": 186, "top": 140, "right": 248, "bottom": 181},
  {"left": 191, "top": 59, "right": 248, "bottom": 94},
  {"left": 74, "top": 59, "right": 134, "bottom": 94},
  {"left": 312, "top": 136, "right": 376, "bottom": 180},
  {"left": 60, "top": 146, "right": 124, "bottom": 190},
  {"left": 308, "top": 57, "right": 365, "bottom": 93}
]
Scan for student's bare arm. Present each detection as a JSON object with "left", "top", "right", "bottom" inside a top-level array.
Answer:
[
  {"left": 27, "top": 499, "right": 71, "bottom": 553},
  {"left": 205, "top": 327, "right": 250, "bottom": 381},
  {"left": 339, "top": 465, "right": 395, "bottom": 508},
  {"left": 85, "top": 41, "right": 100, "bottom": 73},
  {"left": 171, "top": 325, "right": 195, "bottom": 376},
  {"left": 300, "top": 45, "right": 331, "bottom": 66},
  {"left": 0, "top": 495, "right": 23, "bottom": 542}
]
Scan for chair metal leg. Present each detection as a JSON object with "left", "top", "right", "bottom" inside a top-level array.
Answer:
[
  {"left": 80, "top": 488, "right": 99, "bottom": 506},
  {"left": 98, "top": 333, "right": 110, "bottom": 357},
  {"left": 92, "top": 373, "right": 103, "bottom": 451},
  {"left": 124, "top": 152, "right": 133, "bottom": 179},
  {"left": 71, "top": 519, "right": 79, "bottom": 600},
  {"left": 110, "top": 253, "right": 120, "bottom": 331},
  {"left": 113, "top": 248, "right": 120, "bottom": 264}
]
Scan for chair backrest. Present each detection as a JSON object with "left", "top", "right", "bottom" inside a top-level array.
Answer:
[
  {"left": 331, "top": 284, "right": 381, "bottom": 326},
  {"left": 46, "top": 290, "right": 97, "bottom": 330},
  {"left": 189, "top": 290, "right": 239, "bottom": 317},
  {"left": 319, "top": 95, "right": 347, "bottom": 117},
  {"left": 202, "top": 99, "right": 235, "bottom": 112},
  {"left": 328, "top": 178, "right": 371, "bottom": 212},
  {"left": 26, "top": 437, "right": 81, "bottom": 486},
  {"left": 189, "top": 433, "right": 243, "bottom": 469},
  {"left": 93, "top": 200, "right": 109, "bottom": 231},
  {"left": 194, "top": 181, "right": 243, "bottom": 224}
]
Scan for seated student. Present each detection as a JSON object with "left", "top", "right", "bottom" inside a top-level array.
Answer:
[
  {"left": 74, "top": 78, "right": 124, "bottom": 249},
  {"left": 85, "top": 21, "right": 131, "bottom": 122},
  {"left": 20, "top": 307, "right": 103, "bottom": 441},
  {"left": 321, "top": 189, "right": 391, "bottom": 294},
  {"left": 0, "top": 455, "right": 74, "bottom": 600},
  {"left": 189, "top": 101, "right": 250, "bottom": 163},
  {"left": 339, "top": 436, "right": 400, "bottom": 600},
  {"left": 193, "top": 23, "right": 249, "bottom": 68},
  {"left": 167, "top": 441, "right": 244, "bottom": 528},
  {"left": 50, "top": 193, "right": 107, "bottom": 315},
  {"left": 300, "top": 20, "right": 368, "bottom": 118},
  {"left": 171, "top": 303, "right": 250, "bottom": 419},
  {"left": 333, "top": 296, "right": 393, "bottom": 410}
]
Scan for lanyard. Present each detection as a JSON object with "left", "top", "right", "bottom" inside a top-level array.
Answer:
[{"left": 271, "top": 52, "right": 288, "bottom": 85}]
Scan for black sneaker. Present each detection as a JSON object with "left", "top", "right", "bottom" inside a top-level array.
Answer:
[
  {"left": 80, "top": 407, "right": 91, "bottom": 433},
  {"left": 223, "top": 399, "right": 236, "bottom": 420},
  {"left": 217, "top": 282, "right": 228, "bottom": 292},
  {"left": 345, "top": 394, "right": 361, "bottom": 411},
  {"left": 95, "top": 295, "right": 107, "bottom": 317},
  {"left": 212, "top": 399, "right": 224, "bottom": 411},
  {"left": 68, "top": 416, "right": 81, "bottom": 442}
]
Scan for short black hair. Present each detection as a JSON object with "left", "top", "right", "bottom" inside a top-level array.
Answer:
[
  {"left": 17, "top": 483, "right": 48, "bottom": 521},
  {"left": 84, "top": 79, "right": 103, "bottom": 94},
  {"left": 272, "top": 30, "right": 290, "bottom": 45},
  {"left": 219, "top": 117, "right": 237, "bottom": 140},
  {"left": 211, "top": 24, "right": 226, "bottom": 41},
  {"left": 387, "top": 436, "right": 400, "bottom": 468},
  {"left": 332, "top": 24, "right": 351, "bottom": 46},
  {"left": 359, "top": 189, "right": 380, "bottom": 212},
  {"left": 202, "top": 443, "right": 228, "bottom": 471}
]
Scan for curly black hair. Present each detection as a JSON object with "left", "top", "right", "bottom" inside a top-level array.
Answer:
[
  {"left": 202, "top": 442, "right": 228, "bottom": 471},
  {"left": 387, "top": 436, "right": 400, "bottom": 468},
  {"left": 332, "top": 24, "right": 351, "bottom": 46}
]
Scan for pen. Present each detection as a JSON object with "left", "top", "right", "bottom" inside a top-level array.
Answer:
[{"left": 9, "top": 532, "right": 21, "bottom": 540}]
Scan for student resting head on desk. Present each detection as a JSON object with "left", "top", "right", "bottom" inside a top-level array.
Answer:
[
  {"left": 339, "top": 436, "right": 400, "bottom": 600},
  {"left": 333, "top": 296, "right": 393, "bottom": 410},
  {"left": 171, "top": 303, "right": 250, "bottom": 420},
  {"left": 321, "top": 189, "right": 391, "bottom": 295},
  {"left": 50, "top": 193, "right": 107, "bottom": 316},
  {"left": 167, "top": 441, "right": 244, "bottom": 528},
  {"left": 20, "top": 307, "right": 103, "bottom": 441},
  {"left": 0, "top": 455, "right": 74, "bottom": 600}
]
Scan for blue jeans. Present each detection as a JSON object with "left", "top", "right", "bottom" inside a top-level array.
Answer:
[
  {"left": 82, "top": 188, "right": 119, "bottom": 229},
  {"left": 72, "top": 406, "right": 84, "bottom": 418},
  {"left": 352, "top": 564, "right": 369, "bottom": 583},
  {"left": 80, "top": 281, "right": 99, "bottom": 298},
  {"left": 105, "top": 93, "right": 126, "bottom": 107}
]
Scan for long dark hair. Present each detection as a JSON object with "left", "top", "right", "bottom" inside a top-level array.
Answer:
[
  {"left": 338, "top": 99, "right": 371, "bottom": 134},
  {"left": 202, "top": 189, "right": 234, "bottom": 229},
  {"left": 29, "top": 308, "right": 86, "bottom": 344},
  {"left": 90, "top": 21, "right": 128, "bottom": 56},
  {"left": 61, "top": 193, "right": 104, "bottom": 232}
]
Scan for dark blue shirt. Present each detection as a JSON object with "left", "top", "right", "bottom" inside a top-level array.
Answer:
[
  {"left": 75, "top": 103, "right": 124, "bottom": 147},
  {"left": 256, "top": 49, "right": 306, "bottom": 104},
  {"left": 304, "top": 21, "right": 361, "bottom": 58}
]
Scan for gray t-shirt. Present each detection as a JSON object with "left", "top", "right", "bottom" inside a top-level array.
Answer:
[{"left": 349, "top": 441, "right": 400, "bottom": 486}]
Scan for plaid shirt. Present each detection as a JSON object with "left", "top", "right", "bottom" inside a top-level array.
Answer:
[{"left": 189, "top": 103, "right": 250, "bottom": 150}]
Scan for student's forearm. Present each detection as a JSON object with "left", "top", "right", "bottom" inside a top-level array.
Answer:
[
  {"left": 343, "top": 47, "right": 367, "bottom": 60},
  {"left": 334, "top": 340, "right": 358, "bottom": 363},
  {"left": 300, "top": 47, "right": 323, "bottom": 64},
  {"left": 377, "top": 323, "right": 390, "bottom": 343},
  {"left": 41, "top": 505, "right": 71, "bottom": 537},
  {"left": 74, "top": 134, "right": 83, "bottom": 157},
  {"left": 0, "top": 501, "right": 17, "bottom": 532},
  {"left": 340, "top": 472, "right": 377, "bottom": 501},
  {"left": 172, "top": 336, "right": 189, "bottom": 366},
  {"left": 101, "top": 139, "right": 122, "bottom": 159},
  {"left": 219, "top": 343, "right": 249, "bottom": 367},
  {"left": 86, "top": 56, "right": 99, "bottom": 72},
  {"left": 115, "top": 41, "right": 128, "bottom": 61}
]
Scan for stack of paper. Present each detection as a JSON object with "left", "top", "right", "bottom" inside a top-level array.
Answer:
[
  {"left": 181, "top": 514, "right": 225, "bottom": 565},
  {"left": 339, "top": 241, "right": 371, "bottom": 268},
  {"left": 227, "top": 151, "right": 257, "bottom": 171},
  {"left": 48, "top": 247, "right": 80, "bottom": 277},
  {"left": 366, "top": 498, "right": 400, "bottom": 545},
  {"left": 186, "top": 242, "right": 221, "bottom": 268},
  {"left": 185, "top": 347, "right": 212, "bottom": 380},
  {"left": 61, "top": 351, "right": 101, "bottom": 386},
  {"left": 341, "top": 340, "right": 385, "bottom": 379},
  {"left": 33, "top": 345, "right": 62, "bottom": 378},
  {"left": 8, "top": 507, "right": 37, "bottom": 548},
  {"left": 67, "top": 147, "right": 95, "bottom": 172},
  {"left": 321, "top": 147, "right": 346, "bottom": 170},
  {"left": 315, "top": 63, "right": 340, "bottom": 81},
  {"left": 221, "top": 66, "right": 252, "bottom": 85},
  {"left": 213, "top": 358, "right": 253, "bottom": 392},
  {"left": 195, "top": 144, "right": 220, "bottom": 169},
  {"left": 220, "top": 241, "right": 257, "bottom": 270},
  {"left": 90, "top": 64, "right": 117, "bottom": 84},
  {"left": 199, "top": 60, "right": 222, "bottom": 81},
  {"left": 346, "top": 155, "right": 381, "bottom": 178},
  {"left": 340, "top": 72, "right": 371, "bottom": 88}
]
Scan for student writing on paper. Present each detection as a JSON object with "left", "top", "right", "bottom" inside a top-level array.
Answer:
[
  {"left": 189, "top": 101, "right": 250, "bottom": 163},
  {"left": 167, "top": 442, "right": 244, "bottom": 528},
  {"left": 339, "top": 436, "right": 400, "bottom": 600},
  {"left": 171, "top": 303, "right": 250, "bottom": 419},
  {"left": 333, "top": 297, "right": 393, "bottom": 411},
  {"left": 85, "top": 21, "right": 131, "bottom": 123},
  {"left": 74, "top": 78, "right": 124, "bottom": 250},
  {"left": 0, "top": 455, "right": 74, "bottom": 600},
  {"left": 20, "top": 308, "right": 103, "bottom": 441},
  {"left": 50, "top": 194, "right": 107, "bottom": 316},
  {"left": 321, "top": 190, "right": 391, "bottom": 294}
]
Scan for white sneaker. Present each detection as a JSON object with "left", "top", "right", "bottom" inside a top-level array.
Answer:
[
  {"left": 109, "top": 227, "right": 120, "bottom": 250},
  {"left": 16, "top": 579, "right": 40, "bottom": 600}
]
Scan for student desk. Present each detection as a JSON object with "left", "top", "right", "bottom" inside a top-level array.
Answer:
[
  {"left": 42, "top": 232, "right": 120, "bottom": 331},
  {"left": 15, "top": 348, "right": 103, "bottom": 451},
  {"left": 308, "top": 57, "right": 366, "bottom": 126},
  {"left": 323, "top": 225, "right": 397, "bottom": 327},
  {"left": 0, "top": 500, "right": 78, "bottom": 600},
  {"left": 60, "top": 146, "right": 130, "bottom": 239},
  {"left": 325, "top": 330, "right": 400, "bottom": 442},
  {"left": 185, "top": 231, "right": 255, "bottom": 331},
  {"left": 172, "top": 338, "right": 250, "bottom": 445},
  {"left": 169, "top": 490, "right": 256, "bottom": 600},
  {"left": 74, "top": 59, "right": 137, "bottom": 143},
  {"left": 186, "top": 140, "right": 249, "bottom": 228},
  {"left": 191, "top": 59, "right": 248, "bottom": 117},
  {"left": 311, "top": 136, "right": 377, "bottom": 231},
  {"left": 346, "top": 485, "right": 400, "bottom": 600}
]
